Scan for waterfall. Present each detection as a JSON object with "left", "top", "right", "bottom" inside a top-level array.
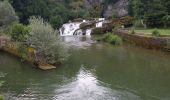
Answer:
[
  {"left": 60, "top": 22, "right": 82, "bottom": 36},
  {"left": 96, "top": 18, "right": 105, "bottom": 28},
  {"left": 60, "top": 18, "right": 105, "bottom": 36}
]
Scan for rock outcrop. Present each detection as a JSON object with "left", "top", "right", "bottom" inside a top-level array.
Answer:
[
  {"left": 85, "top": 0, "right": 129, "bottom": 18},
  {"left": 104, "top": 0, "right": 128, "bottom": 17}
]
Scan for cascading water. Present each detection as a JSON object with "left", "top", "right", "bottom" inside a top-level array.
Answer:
[
  {"left": 60, "top": 22, "right": 82, "bottom": 36},
  {"left": 60, "top": 18, "right": 105, "bottom": 36}
]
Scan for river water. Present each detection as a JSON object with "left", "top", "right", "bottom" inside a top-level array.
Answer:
[{"left": 1, "top": 36, "right": 170, "bottom": 100}]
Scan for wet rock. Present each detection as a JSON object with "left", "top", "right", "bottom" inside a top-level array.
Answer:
[{"left": 38, "top": 64, "right": 56, "bottom": 70}]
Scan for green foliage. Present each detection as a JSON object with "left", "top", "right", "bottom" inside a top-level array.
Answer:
[
  {"left": 133, "top": 0, "right": 145, "bottom": 19},
  {"left": 50, "top": 16, "right": 63, "bottom": 29},
  {"left": 10, "top": 23, "right": 29, "bottom": 41},
  {"left": 17, "top": 43, "right": 28, "bottom": 61},
  {"left": 152, "top": 28, "right": 161, "bottom": 37},
  {"left": 89, "top": 5, "right": 102, "bottom": 18},
  {"left": 0, "top": 81, "right": 4, "bottom": 87},
  {"left": 129, "top": 0, "right": 169, "bottom": 28},
  {"left": 99, "top": 32, "right": 122, "bottom": 45},
  {"left": 9, "top": 0, "right": 90, "bottom": 24},
  {"left": 130, "top": 29, "right": 136, "bottom": 34},
  {"left": 162, "top": 15, "right": 170, "bottom": 28},
  {"left": 0, "top": 95, "right": 3, "bottom": 100},
  {"left": 134, "top": 20, "right": 145, "bottom": 28},
  {"left": 27, "top": 17, "right": 69, "bottom": 64},
  {"left": 0, "top": 81, "right": 4, "bottom": 100},
  {"left": 0, "top": 1, "right": 18, "bottom": 32}
]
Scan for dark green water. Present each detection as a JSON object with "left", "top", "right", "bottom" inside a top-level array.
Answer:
[{"left": 1, "top": 36, "right": 170, "bottom": 100}]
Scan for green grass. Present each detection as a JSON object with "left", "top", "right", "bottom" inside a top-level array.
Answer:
[{"left": 134, "top": 29, "right": 170, "bottom": 35}]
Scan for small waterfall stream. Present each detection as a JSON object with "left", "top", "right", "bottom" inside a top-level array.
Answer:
[{"left": 60, "top": 18, "right": 105, "bottom": 36}]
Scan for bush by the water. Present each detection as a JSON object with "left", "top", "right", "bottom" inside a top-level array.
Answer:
[
  {"left": 10, "top": 23, "right": 29, "bottom": 41},
  {"left": 152, "top": 28, "right": 161, "bottom": 37},
  {"left": 27, "top": 17, "right": 69, "bottom": 64},
  {"left": 99, "top": 32, "right": 122, "bottom": 45}
]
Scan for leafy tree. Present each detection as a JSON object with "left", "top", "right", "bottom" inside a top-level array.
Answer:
[
  {"left": 0, "top": 1, "right": 18, "bottom": 31},
  {"left": 162, "top": 15, "right": 170, "bottom": 28},
  {"left": 50, "top": 16, "right": 63, "bottom": 29},
  {"left": 129, "top": 0, "right": 168, "bottom": 28},
  {"left": 10, "top": 0, "right": 50, "bottom": 24},
  {"left": 144, "top": 0, "right": 167, "bottom": 27},
  {"left": 27, "top": 17, "right": 69, "bottom": 64}
]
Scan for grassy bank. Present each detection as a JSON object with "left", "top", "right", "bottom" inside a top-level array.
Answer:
[{"left": 134, "top": 29, "right": 170, "bottom": 35}]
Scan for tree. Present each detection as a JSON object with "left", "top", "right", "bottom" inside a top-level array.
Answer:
[
  {"left": 0, "top": 1, "right": 18, "bottom": 31},
  {"left": 129, "top": 0, "right": 168, "bottom": 28},
  {"left": 50, "top": 16, "right": 63, "bottom": 29},
  {"left": 27, "top": 17, "right": 69, "bottom": 64},
  {"left": 132, "top": 0, "right": 146, "bottom": 28},
  {"left": 144, "top": 0, "right": 167, "bottom": 27},
  {"left": 10, "top": 0, "right": 50, "bottom": 24}
]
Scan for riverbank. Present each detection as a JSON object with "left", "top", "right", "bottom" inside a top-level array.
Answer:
[
  {"left": 115, "top": 29, "right": 170, "bottom": 51},
  {"left": 0, "top": 36, "right": 56, "bottom": 70},
  {"left": 134, "top": 29, "right": 170, "bottom": 35}
]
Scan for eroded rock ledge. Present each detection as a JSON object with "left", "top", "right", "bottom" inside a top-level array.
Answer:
[{"left": 0, "top": 36, "right": 56, "bottom": 70}]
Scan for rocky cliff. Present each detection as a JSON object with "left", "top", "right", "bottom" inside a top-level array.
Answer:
[{"left": 85, "top": 0, "right": 129, "bottom": 18}]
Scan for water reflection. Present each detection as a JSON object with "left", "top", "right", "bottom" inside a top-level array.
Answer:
[{"left": 53, "top": 65, "right": 142, "bottom": 100}]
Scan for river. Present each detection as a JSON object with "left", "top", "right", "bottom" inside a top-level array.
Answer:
[{"left": 0, "top": 36, "right": 170, "bottom": 100}]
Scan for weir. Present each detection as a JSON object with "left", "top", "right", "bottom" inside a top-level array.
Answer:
[{"left": 59, "top": 18, "right": 105, "bottom": 36}]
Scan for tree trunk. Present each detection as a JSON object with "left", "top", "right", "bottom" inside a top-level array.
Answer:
[{"left": 141, "top": 19, "right": 147, "bottom": 29}]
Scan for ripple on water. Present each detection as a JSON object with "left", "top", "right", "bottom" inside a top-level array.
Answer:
[
  {"left": 62, "top": 36, "right": 95, "bottom": 49},
  {"left": 52, "top": 66, "right": 142, "bottom": 100}
]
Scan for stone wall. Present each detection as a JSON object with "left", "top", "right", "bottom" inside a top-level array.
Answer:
[{"left": 116, "top": 30, "right": 169, "bottom": 51}]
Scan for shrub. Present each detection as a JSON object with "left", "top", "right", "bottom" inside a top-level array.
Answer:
[
  {"left": 152, "top": 28, "right": 160, "bottom": 37},
  {"left": 10, "top": 23, "right": 29, "bottom": 41},
  {"left": 0, "top": 1, "right": 18, "bottom": 32},
  {"left": 17, "top": 43, "right": 28, "bottom": 61},
  {"left": 103, "top": 32, "right": 122, "bottom": 45},
  {"left": 27, "top": 17, "right": 69, "bottom": 64},
  {"left": 50, "top": 16, "right": 63, "bottom": 29}
]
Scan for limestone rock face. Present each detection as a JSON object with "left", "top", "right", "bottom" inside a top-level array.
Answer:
[
  {"left": 85, "top": 0, "right": 129, "bottom": 18},
  {"left": 103, "top": 0, "right": 128, "bottom": 17}
]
